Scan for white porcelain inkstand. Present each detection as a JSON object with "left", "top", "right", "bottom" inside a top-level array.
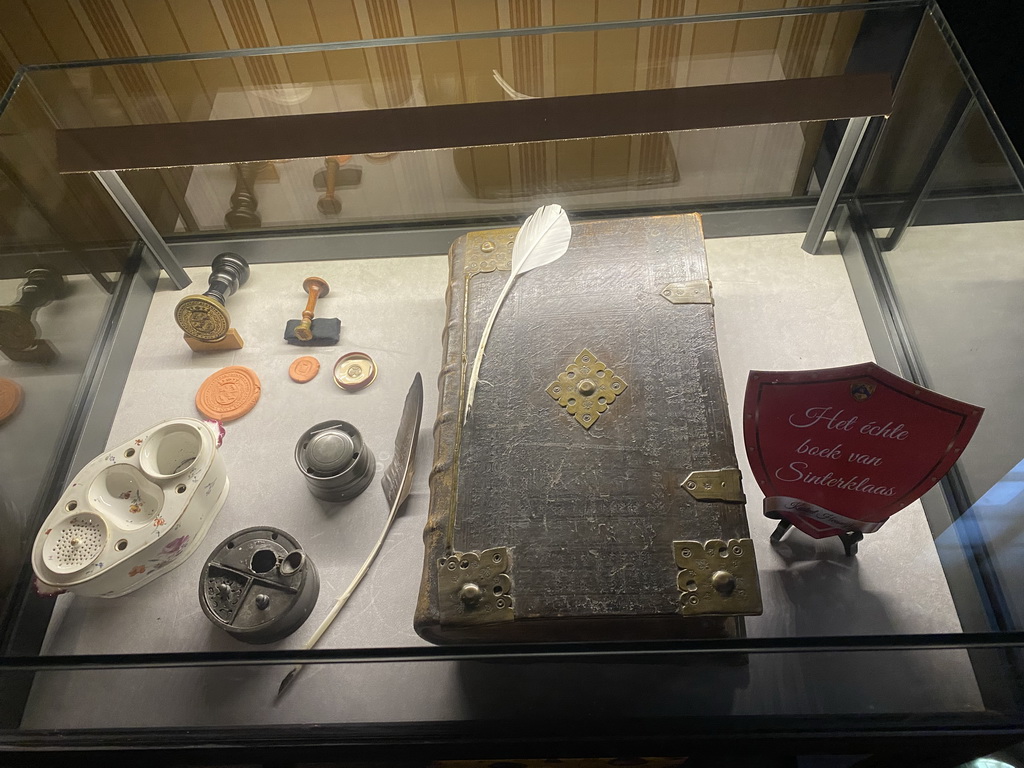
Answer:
[{"left": 31, "top": 418, "right": 229, "bottom": 597}]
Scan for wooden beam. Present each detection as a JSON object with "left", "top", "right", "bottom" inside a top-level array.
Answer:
[{"left": 56, "top": 73, "right": 892, "bottom": 173}]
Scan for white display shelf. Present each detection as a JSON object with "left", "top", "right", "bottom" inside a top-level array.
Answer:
[{"left": 22, "top": 230, "right": 981, "bottom": 729}]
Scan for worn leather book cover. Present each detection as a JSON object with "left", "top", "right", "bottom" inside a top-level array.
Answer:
[{"left": 416, "top": 213, "right": 761, "bottom": 644}]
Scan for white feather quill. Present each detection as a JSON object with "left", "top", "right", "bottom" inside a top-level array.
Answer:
[{"left": 465, "top": 204, "right": 572, "bottom": 422}]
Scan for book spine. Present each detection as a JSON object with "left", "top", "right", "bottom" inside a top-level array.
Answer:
[{"left": 415, "top": 236, "right": 467, "bottom": 631}]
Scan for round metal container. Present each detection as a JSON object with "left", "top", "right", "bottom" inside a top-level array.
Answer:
[
  {"left": 294, "top": 420, "right": 376, "bottom": 502},
  {"left": 199, "top": 526, "right": 319, "bottom": 644},
  {"left": 333, "top": 352, "right": 377, "bottom": 391}
]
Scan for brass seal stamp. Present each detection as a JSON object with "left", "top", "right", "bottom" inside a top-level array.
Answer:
[
  {"left": 175, "top": 295, "right": 230, "bottom": 342},
  {"left": 174, "top": 253, "right": 250, "bottom": 345}
]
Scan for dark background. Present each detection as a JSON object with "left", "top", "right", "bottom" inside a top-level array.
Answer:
[{"left": 939, "top": 0, "right": 1024, "bottom": 157}]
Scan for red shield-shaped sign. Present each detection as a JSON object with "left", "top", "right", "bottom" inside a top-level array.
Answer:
[{"left": 743, "top": 362, "right": 982, "bottom": 539}]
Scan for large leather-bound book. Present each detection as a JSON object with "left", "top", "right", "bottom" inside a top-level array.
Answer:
[{"left": 416, "top": 213, "right": 762, "bottom": 644}]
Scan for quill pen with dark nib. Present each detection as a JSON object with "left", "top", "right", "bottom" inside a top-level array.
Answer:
[{"left": 277, "top": 372, "right": 424, "bottom": 698}]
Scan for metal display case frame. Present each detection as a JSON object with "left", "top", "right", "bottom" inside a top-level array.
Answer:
[{"left": 1, "top": 1, "right": 1023, "bottom": 763}]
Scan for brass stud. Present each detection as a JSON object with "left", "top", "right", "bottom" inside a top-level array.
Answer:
[
  {"left": 711, "top": 570, "right": 736, "bottom": 595},
  {"left": 459, "top": 583, "right": 483, "bottom": 606}
]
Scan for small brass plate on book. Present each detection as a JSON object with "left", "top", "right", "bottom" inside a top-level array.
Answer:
[
  {"left": 438, "top": 547, "right": 514, "bottom": 626},
  {"left": 673, "top": 538, "right": 762, "bottom": 616},
  {"left": 465, "top": 229, "right": 515, "bottom": 277},
  {"left": 546, "top": 349, "right": 627, "bottom": 430},
  {"left": 681, "top": 468, "right": 746, "bottom": 503},
  {"left": 662, "top": 280, "right": 713, "bottom": 305}
]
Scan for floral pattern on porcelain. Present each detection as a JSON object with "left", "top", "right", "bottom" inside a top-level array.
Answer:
[
  {"left": 117, "top": 488, "right": 144, "bottom": 514},
  {"left": 161, "top": 535, "right": 190, "bottom": 557},
  {"left": 144, "top": 535, "right": 192, "bottom": 574},
  {"left": 204, "top": 419, "right": 226, "bottom": 447},
  {"left": 32, "top": 418, "right": 226, "bottom": 598}
]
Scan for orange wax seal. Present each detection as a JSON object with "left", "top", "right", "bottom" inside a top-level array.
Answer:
[
  {"left": 0, "top": 378, "right": 23, "bottom": 424},
  {"left": 195, "top": 366, "right": 261, "bottom": 422},
  {"left": 289, "top": 356, "right": 320, "bottom": 383}
]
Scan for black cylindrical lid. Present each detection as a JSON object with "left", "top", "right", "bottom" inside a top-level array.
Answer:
[
  {"left": 198, "top": 526, "right": 319, "bottom": 644},
  {"left": 294, "top": 420, "right": 375, "bottom": 502},
  {"left": 305, "top": 428, "right": 356, "bottom": 475}
]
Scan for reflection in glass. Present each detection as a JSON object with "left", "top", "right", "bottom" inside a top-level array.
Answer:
[
  {"left": 111, "top": 123, "right": 817, "bottom": 236},
  {"left": 0, "top": 269, "right": 66, "bottom": 364},
  {"left": 0, "top": 109, "right": 134, "bottom": 632}
]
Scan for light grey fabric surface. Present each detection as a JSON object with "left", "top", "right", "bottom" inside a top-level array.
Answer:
[{"left": 22, "top": 234, "right": 982, "bottom": 729}]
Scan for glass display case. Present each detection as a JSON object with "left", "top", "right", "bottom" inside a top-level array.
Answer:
[{"left": 1, "top": 0, "right": 1023, "bottom": 762}]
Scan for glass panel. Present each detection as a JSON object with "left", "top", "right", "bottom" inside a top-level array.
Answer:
[
  {"left": 857, "top": 13, "right": 1023, "bottom": 237},
  {"left": 27, "top": 6, "right": 869, "bottom": 127},
  {"left": 879, "top": 104, "right": 1024, "bottom": 505},
  {"left": 26, "top": 5, "right": 892, "bottom": 237},
  {"left": 109, "top": 123, "right": 821, "bottom": 236},
  {"left": 853, "top": 14, "right": 1024, "bottom": 636},
  {"left": 11, "top": 649, "right": 1016, "bottom": 731},
  {"left": 858, "top": 22, "right": 1024, "bottom": 500},
  {"left": 0, "top": 79, "right": 137, "bottom": 637},
  {"left": 4, "top": 2, "right": 1024, "bottom": 752}
]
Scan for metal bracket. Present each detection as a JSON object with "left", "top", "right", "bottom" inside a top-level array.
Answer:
[
  {"left": 438, "top": 547, "right": 514, "bottom": 626},
  {"left": 881, "top": 87, "right": 973, "bottom": 252},
  {"left": 94, "top": 170, "right": 191, "bottom": 290},
  {"left": 770, "top": 519, "right": 864, "bottom": 556},
  {"left": 546, "top": 349, "right": 628, "bottom": 430},
  {"left": 681, "top": 468, "right": 745, "bottom": 503},
  {"left": 801, "top": 116, "right": 870, "bottom": 255},
  {"left": 673, "top": 538, "right": 762, "bottom": 616},
  {"left": 465, "top": 228, "right": 515, "bottom": 278},
  {"left": 661, "top": 280, "right": 713, "bottom": 305}
]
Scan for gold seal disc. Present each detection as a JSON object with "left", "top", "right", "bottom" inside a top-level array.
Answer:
[
  {"left": 333, "top": 352, "right": 377, "bottom": 391},
  {"left": 175, "top": 295, "right": 231, "bottom": 341}
]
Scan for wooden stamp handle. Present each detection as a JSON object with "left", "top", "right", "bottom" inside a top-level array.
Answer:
[
  {"left": 324, "top": 157, "right": 339, "bottom": 199},
  {"left": 294, "top": 278, "right": 329, "bottom": 341}
]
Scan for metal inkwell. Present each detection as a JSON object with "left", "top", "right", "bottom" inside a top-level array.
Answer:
[
  {"left": 199, "top": 527, "right": 319, "bottom": 644},
  {"left": 294, "top": 420, "right": 376, "bottom": 502}
]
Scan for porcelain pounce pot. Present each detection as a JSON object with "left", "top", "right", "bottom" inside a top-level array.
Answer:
[{"left": 31, "top": 418, "right": 229, "bottom": 597}]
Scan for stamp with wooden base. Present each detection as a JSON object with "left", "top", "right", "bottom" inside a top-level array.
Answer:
[
  {"left": 284, "top": 277, "right": 340, "bottom": 346},
  {"left": 183, "top": 328, "right": 245, "bottom": 352},
  {"left": 175, "top": 253, "right": 250, "bottom": 352},
  {"left": 313, "top": 156, "right": 361, "bottom": 216},
  {"left": 0, "top": 268, "right": 67, "bottom": 364}
]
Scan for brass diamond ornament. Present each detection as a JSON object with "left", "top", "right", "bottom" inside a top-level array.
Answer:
[{"left": 546, "top": 349, "right": 627, "bottom": 429}]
